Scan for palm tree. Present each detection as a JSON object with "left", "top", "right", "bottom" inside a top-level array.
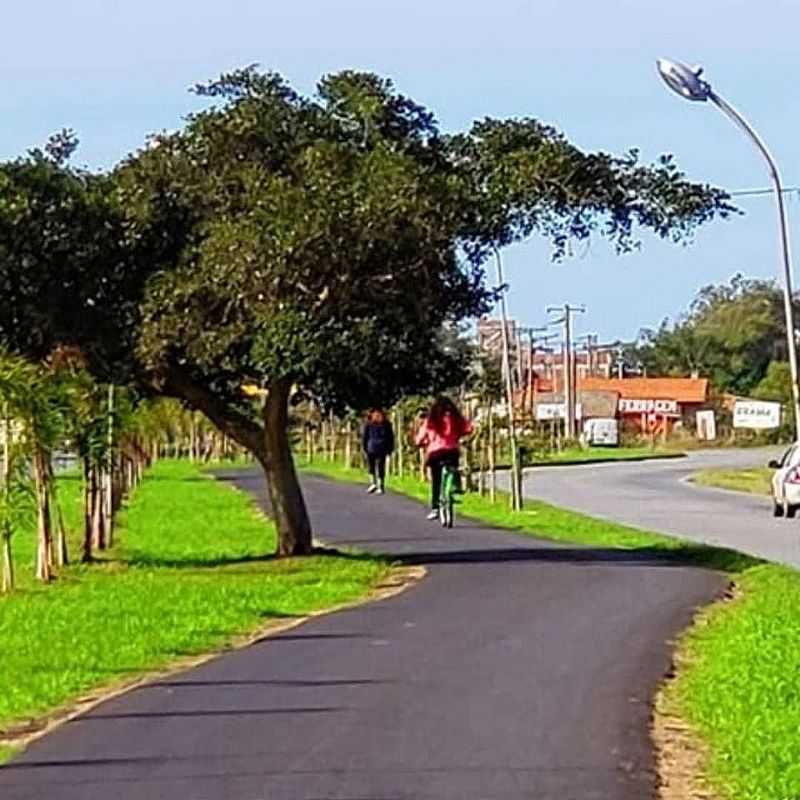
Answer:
[{"left": 0, "top": 352, "right": 39, "bottom": 590}]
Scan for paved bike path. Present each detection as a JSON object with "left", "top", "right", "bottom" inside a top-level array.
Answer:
[{"left": 0, "top": 470, "right": 725, "bottom": 799}]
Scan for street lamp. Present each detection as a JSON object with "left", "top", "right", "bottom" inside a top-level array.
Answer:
[{"left": 656, "top": 58, "right": 800, "bottom": 436}]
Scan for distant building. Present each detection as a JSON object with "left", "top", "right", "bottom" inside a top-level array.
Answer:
[
  {"left": 477, "top": 317, "right": 518, "bottom": 362},
  {"left": 579, "top": 376, "right": 709, "bottom": 433}
]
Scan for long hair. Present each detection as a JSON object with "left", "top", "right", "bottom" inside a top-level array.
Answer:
[
  {"left": 427, "top": 396, "right": 464, "bottom": 435},
  {"left": 368, "top": 408, "right": 386, "bottom": 424}
]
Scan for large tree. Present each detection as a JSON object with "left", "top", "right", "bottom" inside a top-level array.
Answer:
[
  {"left": 0, "top": 69, "right": 732, "bottom": 555},
  {"left": 636, "top": 274, "right": 792, "bottom": 395}
]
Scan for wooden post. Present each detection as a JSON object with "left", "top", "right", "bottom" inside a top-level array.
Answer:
[
  {"left": 396, "top": 409, "right": 404, "bottom": 478},
  {"left": 488, "top": 406, "right": 497, "bottom": 503},
  {"left": 345, "top": 420, "right": 353, "bottom": 469},
  {"left": 477, "top": 407, "right": 487, "bottom": 496}
]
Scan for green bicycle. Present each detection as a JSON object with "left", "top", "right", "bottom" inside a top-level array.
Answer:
[{"left": 438, "top": 465, "right": 462, "bottom": 528}]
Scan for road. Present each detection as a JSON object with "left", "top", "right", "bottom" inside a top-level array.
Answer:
[
  {"left": 518, "top": 447, "right": 800, "bottom": 568},
  {"left": 0, "top": 471, "right": 724, "bottom": 800}
]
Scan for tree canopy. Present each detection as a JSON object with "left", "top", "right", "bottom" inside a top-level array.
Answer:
[
  {"left": 0, "top": 67, "right": 733, "bottom": 554},
  {"left": 636, "top": 274, "right": 791, "bottom": 396}
]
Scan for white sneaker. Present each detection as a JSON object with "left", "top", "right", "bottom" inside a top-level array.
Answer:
[
  {"left": 367, "top": 484, "right": 378, "bottom": 494},
  {"left": 377, "top": 487, "right": 385, "bottom": 495},
  {"left": 427, "top": 510, "right": 439, "bottom": 520}
]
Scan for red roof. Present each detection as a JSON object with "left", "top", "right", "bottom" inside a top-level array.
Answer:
[{"left": 579, "top": 377, "right": 708, "bottom": 403}]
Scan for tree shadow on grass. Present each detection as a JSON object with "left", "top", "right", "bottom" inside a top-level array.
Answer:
[
  {"left": 124, "top": 553, "right": 277, "bottom": 569},
  {"left": 122, "top": 546, "right": 383, "bottom": 570}
]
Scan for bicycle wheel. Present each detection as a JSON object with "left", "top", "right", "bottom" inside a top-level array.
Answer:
[
  {"left": 439, "top": 469, "right": 454, "bottom": 528},
  {"left": 439, "top": 497, "right": 453, "bottom": 528}
]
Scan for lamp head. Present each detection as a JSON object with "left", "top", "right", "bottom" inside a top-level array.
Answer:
[{"left": 656, "top": 58, "right": 711, "bottom": 102}]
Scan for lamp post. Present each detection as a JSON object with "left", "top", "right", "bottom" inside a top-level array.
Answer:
[{"left": 656, "top": 57, "right": 800, "bottom": 436}]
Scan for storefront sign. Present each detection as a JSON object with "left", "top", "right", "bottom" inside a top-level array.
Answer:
[
  {"left": 696, "top": 409, "right": 717, "bottom": 441},
  {"left": 536, "top": 403, "right": 583, "bottom": 421},
  {"left": 618, "top": 398, "right": 679, "bottom": 415},
  {"left": 733, "top": 399, "right": 782, "bottom": 430}
]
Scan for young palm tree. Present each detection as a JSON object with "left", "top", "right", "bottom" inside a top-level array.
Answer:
[{"left": 0, "top": 352, "right": 39, "bottom": 590}]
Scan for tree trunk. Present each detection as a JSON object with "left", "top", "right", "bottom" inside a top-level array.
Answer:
[
  {"left": 1, "top": 526, "right": 12, "bottom": 593},
  {"left": 1, "top": 409, "right": 13, "bottom": 592},
  {"left": 82, "top": 458, "right": 93, "bottom": 563},
  {"left": 47, "top": 458, "right": 69, "bottom": 567},
  {"left": 33, "top": 448, "right": 53, "bottom": 582},
  {"left": 91, "top": 464, "right": 106, "bottom": 552},
  {"left": 261, "top": 379, "right": 313, "bottom": 556},
  {"left": 190, "top": 413, "right": 197, "bottom": 462},
  {"left": 53, "top": 496, "right": 69, "bottom": 567}
]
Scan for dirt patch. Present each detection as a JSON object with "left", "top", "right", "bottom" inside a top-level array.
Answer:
[
  {"left": 652, "top": 585, "right": 741, "bottom": 800},
  {"left": 653, "top": 688, "right": 718, "bottom": 800},
  {"left": 0, "top": 563, "right": 425, "bottom": 756}
]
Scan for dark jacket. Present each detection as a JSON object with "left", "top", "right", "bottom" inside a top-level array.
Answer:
[{"left": 362, "top": 420, "right": 395, "bottom": 457}]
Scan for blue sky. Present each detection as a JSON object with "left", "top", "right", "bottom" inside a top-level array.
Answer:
[{"left": 3, "top": 0, "right": 799, "bottom": 342}]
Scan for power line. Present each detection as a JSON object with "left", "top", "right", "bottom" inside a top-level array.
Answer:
[{"left": 729, "top": 187, "right": 800, "bottom": 198}]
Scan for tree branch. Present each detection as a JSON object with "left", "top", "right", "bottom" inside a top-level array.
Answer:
[{"left": 158, "top": 365, "right": 264, "bottom": 455}]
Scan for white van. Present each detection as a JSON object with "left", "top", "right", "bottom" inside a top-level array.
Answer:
[{"left": 582, "top": 418, "right": 619, "bottom": 447}]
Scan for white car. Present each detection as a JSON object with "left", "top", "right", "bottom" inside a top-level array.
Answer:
[{"left": 769, "top": 446, "right": 800, "bottom": 517}]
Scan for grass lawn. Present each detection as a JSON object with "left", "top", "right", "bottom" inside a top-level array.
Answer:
[
  {"left": 668, "top": 564, "right": 800, "bottom": 799},
  {"left": 303, "top": 457, "right": 800, "bottom": 800},
  {"left": 692, "top": 467, "right": 773, "bottom": 497},
  {"left": 527, "top": 445, "right": 685, "bottom": 466},
  {"left": 0, "top": 460, "right": 388, "bottom": 755}
]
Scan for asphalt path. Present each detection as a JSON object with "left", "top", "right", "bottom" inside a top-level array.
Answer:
[
  {"left": 0, "top": 469, "right": 724, "bottom": 800},
  {"left": 515, "top": 447, "right": 800, "bottom": 568}
]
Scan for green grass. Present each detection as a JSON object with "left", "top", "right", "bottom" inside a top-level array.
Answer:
[
  {"left": 0, "top": 743, "right": 21, "bottom": 764},
  {"left": 692, "top": 467, "right": 773, "bottom": 497},
  {"left": 0, "top": 460, "right": 388, "bottom": 736},
  {"left": 303, "top": 457, "right": 800, "bottom": 800},
  {"left": 527, "top": 445, "right": 685, "bottom": 466},
  {"left": 669, "top": 565, "right": 800, "bottom": 799}
]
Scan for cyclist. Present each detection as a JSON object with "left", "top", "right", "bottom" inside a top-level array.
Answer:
[
  {"left": 415, "top": 396, "right": 473, "bottom": 519},
  {"left": 362, "top": 408, "right": 395, "bottom": 495}
]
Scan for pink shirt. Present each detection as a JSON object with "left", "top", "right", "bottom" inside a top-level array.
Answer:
[{"left": 415, "top": 414, "right": 473, "bottom": 459}]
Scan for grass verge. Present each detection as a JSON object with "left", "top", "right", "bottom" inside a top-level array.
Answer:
[
  {"left": 692, "top": 467, "right": 772, "bottom": 497},
  {"left": 0, "top": 744, "right": 21, "bottom": 765},
  {"left": 302, "top": 458, "right": 800, "bottom": 800},
  {"left": 301, "top": 459, "right": 752, "bottom": 572},
  {"left": 0, "top": 460, "right": 389, "bottom": 743},
  {"left": 526, "top": 445, "right": 685, "bottom": 467}
]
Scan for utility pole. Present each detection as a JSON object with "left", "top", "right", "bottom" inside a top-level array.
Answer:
[
  {"left": 522, "top": 328, "right": 558, "bottom": 414},
  {"left": 518, "top": 326, "right": 547, "bottom": 414},
  {"left": 547, "top": 304, "right": 586, "bottom": 440},
  {"left": 515, "top": 326, "right": 524, "bottom": 391},
  {"left": 614, "top": 342, "right": 626, "bottom": 380},
  {"left": 577, "top": 334, "right": 598, "bottom": 377},
  {"left": 494, "top": 249, "right": 522, "bottom": 511}
]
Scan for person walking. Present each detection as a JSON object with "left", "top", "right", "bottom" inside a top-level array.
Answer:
[
  {"left": 362, "top": 409, "right": 395, "bottom": 495},
  {"left": 415, "top": 396, "right": 473, "bottom": 519}
]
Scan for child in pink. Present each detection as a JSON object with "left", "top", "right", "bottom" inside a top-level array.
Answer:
[{"left": 415, "top": 396, "right": 473, "bottom": 519}]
